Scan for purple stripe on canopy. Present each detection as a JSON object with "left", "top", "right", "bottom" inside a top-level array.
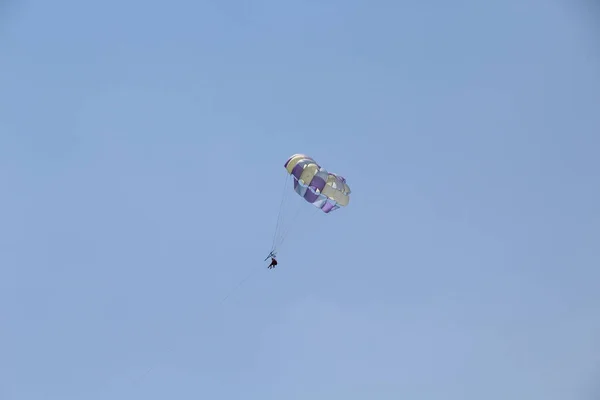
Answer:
[
  {"left": 322, "top": 202, "right": 335, "bottom": 213},
  {"left": 308, "top": 175, "right": 326, "bottom": 191},
  {"left": 291, "top": 164, "right": 304, "bottom": 180},
  {"left": 303, "top": 189, "right": 319, "bottom": 203}
]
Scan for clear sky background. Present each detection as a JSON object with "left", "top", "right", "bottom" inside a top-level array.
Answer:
[{"left": 1, "top": 1, "right": 599, "bottom": 399}]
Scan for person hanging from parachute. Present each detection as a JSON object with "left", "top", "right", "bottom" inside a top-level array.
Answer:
[
  {"left": 264, "top": 251, "right": 278, "bottom": 269},
  {"left": 265, "top": 154, "right": 351, "bottom": 269},
  {"left": 267, "top": 257, "right": 278, "bottom": 269}
]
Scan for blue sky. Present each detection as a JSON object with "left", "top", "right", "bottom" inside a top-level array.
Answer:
[{"left": 1, "top": 0, "right": 599, "bottom": 399}]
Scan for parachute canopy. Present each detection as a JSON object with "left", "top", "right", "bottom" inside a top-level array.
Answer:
[
  {"left": 283, "top": 154, "right": 351, "bottom": 214},
  {"left": 268, "top": 154, "right": 351, "bottom": 257}
]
